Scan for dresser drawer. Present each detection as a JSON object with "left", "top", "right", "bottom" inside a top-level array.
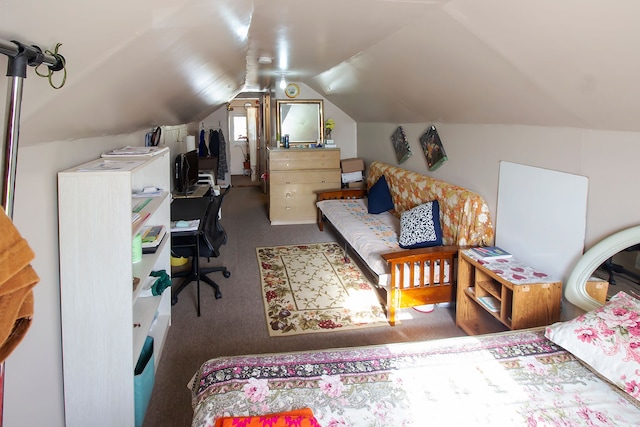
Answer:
[
  {"left": 269, "top": 149, "right": 340, "bottom": 170},
  {"left": 270, "top": 181, "right": 340, "bottom": 223},
  {"left": 270, "top": 169, "right": 340, "bottom": 185},
  {"left": 270, "top": 193, "right": 317, "bottom": 223}
]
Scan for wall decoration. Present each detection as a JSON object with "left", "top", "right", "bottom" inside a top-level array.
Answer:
[
  {"left": 420, "top": 125, "right": 448, "bottom": 171},
  {"left": 390, "top": 126, "right": 411, "bottom": 164}
]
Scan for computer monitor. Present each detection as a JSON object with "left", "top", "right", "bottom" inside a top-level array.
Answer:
[{"left": 174, "top": 150, "right": 199, "bottom": 194}]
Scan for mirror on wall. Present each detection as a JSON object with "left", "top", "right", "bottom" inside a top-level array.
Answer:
[
  {"left": 275, "top": 99, "right": 323, "bottom": 146},
  {"left": 565, "top": 225, "right": 640, "bottom": 312}
]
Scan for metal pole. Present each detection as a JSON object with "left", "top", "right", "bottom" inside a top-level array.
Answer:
[
  {"left": 0, "top": 39, "right": 60, "bottom": 70},
  {"left": 2, "top": 76, "right": 24, "bottom": 218}
]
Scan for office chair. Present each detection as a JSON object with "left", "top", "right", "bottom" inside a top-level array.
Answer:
[{"left": 171, "top": 186, "right": 231, "bottom": 316}]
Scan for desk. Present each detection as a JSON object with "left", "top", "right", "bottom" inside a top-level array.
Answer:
[{"left": 172, "top": 183, "right": 210, "bottom": 199}]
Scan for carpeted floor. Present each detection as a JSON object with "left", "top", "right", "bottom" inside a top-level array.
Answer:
[
  {"left": 142, "top": 186, "right": 465, "bottom": 427},
  {"left": 231, "top": 174, "right": 260, "bottom": 187}
]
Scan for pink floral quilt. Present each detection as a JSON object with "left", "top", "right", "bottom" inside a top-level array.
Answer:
[{"left": 189, "top": 329, "right": 640, "bottom": 426}]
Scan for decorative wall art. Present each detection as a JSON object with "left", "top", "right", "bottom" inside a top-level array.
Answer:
[
  {"left": 420, "top": 125, "right": 448, "bottom": 171},
  {"left": 390, "top": 126, "right": 411, "bottom": 164}
]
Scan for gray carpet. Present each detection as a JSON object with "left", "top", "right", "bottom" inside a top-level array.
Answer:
[{"left": 142, "top": 186, "right": 466, "bottom": 427}]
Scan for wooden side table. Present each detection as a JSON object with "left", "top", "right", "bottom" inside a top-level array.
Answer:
[{"left": 456, "top": 250, "right": 562, "bottom": 336}]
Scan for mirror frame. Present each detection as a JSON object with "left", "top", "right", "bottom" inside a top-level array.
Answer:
[
  {"left": 565, "top": 225, "right": 640, "bottom": 311},
  {"left": 275, "top": 99, "right": 324, "bottom": 146}
]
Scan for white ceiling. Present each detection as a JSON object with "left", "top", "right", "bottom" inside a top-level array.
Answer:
[{"left": 2, "top": 0, "right": 640, "bottom": 146}]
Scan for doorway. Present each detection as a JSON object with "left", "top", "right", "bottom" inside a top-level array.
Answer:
[{"left": 227, "top": 95, "right": 268, "bottom": 188}]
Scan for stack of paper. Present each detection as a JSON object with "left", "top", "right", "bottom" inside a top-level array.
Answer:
[
  {"left": 170, "top": 219, "right": 200, "bottom": 232},
  {"left": 101, "top": 146, "right": 169, "bottom": 158}
]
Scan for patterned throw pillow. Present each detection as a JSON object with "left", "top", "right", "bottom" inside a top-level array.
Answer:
[
  {"left": 545, "top": 291, "right": 640, "bottom": 402},
  {"left": 398, "top": 201, "right": 443, "bottom": 249},
  {"left": 367, "top": 175, "right": 394, "bottom": 214}
]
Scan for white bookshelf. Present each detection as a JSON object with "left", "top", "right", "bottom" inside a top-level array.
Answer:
[{"left": 57, "top": 148, "right": 171, "bottom": 427}]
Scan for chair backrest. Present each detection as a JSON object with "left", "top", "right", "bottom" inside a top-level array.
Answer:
[{"left": 201, "top": 186, "right": 231, "bottom": 256}]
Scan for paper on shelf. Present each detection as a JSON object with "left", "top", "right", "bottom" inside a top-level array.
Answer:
[
  {"left": 137, "top": 276, "right": 157, "bottom": 298},
  {"left": 78, "top": 160, "right": 144, "bottom": 172},
  {"left": 132, "top": 188, "right": 163, "bottom": 197},
  {"left": 101, "top": 146, "right": 169, "bottom": 157},
  {"left": 170, "top": 219, "right": 199, "bottom": 232}
]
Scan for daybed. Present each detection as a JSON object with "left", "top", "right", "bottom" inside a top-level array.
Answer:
[
  {"left": 189, "top": 291, "right": 640, "bottom": 426},
  {"left": 316, "top": 161, "right": 494, "bottom": 325}
]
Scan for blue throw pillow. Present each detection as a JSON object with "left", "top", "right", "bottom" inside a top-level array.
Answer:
[
  {"left": 398, "top": 201, "right": 443, "bottom": 248},
  {"left": 368, "top": 175, "right": 394, "bottom": 214}
]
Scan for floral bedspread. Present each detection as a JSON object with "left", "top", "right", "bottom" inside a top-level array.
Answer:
[{"left": 189, "top": 329, "right": 640, "bottom": 426}]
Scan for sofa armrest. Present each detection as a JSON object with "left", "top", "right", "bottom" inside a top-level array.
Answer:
[{"left": 316, "top": 189, "right": 368, "bottom": 230}]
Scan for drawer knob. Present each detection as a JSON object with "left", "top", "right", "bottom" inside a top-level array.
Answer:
[
  {"left": 285, "top": 206, "right": 291, "bottom": 210},
  {"left": 286, "top": 192, "right": 291, "bottom": 198}
]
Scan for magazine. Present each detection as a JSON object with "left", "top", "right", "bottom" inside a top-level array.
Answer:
[{"left": 469, "top": 246, "right": 512, "bottom": 260}]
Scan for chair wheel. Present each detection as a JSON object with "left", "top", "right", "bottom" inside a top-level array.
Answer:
[
  {"left": 223, "top": 271, "right": 231, "bottom": 278},
  {"left": 215, "top": 290, "right": 222, "bottom": 299}
]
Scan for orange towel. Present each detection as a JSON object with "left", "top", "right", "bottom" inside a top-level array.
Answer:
[
  {"left": 0, "top": 209, "right": 39, "bottom": 363},
  {"left": 214, "top": 408, "right": 321, "bottom": 427}
]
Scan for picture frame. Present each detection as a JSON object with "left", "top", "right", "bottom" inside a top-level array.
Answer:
[
  {"left": 420, "top": 125, "right": 448, "bottom": 171},
  {"left": 390, "top": 126, "right": 411, "bottom": 164}
]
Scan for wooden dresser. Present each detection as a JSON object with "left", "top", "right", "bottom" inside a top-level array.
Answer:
[{"left": 268, "top": 147, "right": 341, "bottom": 225}]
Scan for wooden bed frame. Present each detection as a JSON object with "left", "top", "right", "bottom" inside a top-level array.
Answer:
[{"left": 316, "top": 188, "right": 458, "bottom": 325}]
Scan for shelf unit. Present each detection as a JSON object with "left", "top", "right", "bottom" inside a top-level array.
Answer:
[
  {"left": 456, "top": 250, "right": 562, "bottom": 336},
  {"left": 58, "top": 149, "right": 171, "bottom": 427}
]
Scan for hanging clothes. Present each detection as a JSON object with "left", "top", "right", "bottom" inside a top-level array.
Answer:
[
  {"left": 199, "top": 129, "right": 209, "bottom": 157},
  {"left": 209, "top": 129, "right": 220, "bottom": 157},
  {"left": 216, "top": 129, "right": 229, "bottom": 182},
  {"left": 0, "top": 209, "right": 39, "bottom": 363}
]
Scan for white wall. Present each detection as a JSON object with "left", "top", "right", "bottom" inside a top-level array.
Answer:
[
  {"left": 358, "top": 123, "right": 640, "bottom": 249},
  {"left": 273, "top": 83, "right": 358, "bottom": 159}
]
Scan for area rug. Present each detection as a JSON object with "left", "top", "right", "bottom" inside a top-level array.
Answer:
[{"left": 256, "top": 242, "right": 388, "bottom": 336}]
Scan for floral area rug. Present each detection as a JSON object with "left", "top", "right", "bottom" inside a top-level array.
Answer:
[{"left": 256, "top": 242, "right": 388, "bottom": 336}]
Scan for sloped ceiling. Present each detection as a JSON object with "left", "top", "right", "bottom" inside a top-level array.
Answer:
[{"left": 1, "top": 0, "right": 640, "bottom": 146}]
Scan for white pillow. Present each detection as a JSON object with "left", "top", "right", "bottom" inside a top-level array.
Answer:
[
  {"left": 545, "top": 291, "right": 640, "bottom": 402},
  {"left": 398, "top": 201, "right": 443, "bottom": 249}
]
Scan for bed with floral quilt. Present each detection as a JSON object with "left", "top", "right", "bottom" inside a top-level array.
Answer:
[{"left": 190, "top": 292, "right": 640, "bottom": 427}]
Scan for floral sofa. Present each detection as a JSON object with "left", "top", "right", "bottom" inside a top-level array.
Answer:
[{"left": 316, "top": 161, "right": 494, "bottom": 325}]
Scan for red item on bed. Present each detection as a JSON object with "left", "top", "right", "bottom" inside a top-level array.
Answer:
[{"left": 214, "top": 408, "right": 320, "bottom": 427}]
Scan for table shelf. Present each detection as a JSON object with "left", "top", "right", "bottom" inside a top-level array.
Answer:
[{"left": 456, "top": 250, "right": 562, "bottom": 335}]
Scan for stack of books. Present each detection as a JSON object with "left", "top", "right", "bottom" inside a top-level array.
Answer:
[
  {"left": 469, "top": 246, "right": 512, "bottom": 261},
  {"left": 141, "top": 225, "right": 167, "bottom": 254}
]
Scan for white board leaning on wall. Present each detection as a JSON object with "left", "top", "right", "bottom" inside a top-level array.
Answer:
[{"left": 495, "top": 161, "right": 588, "bottom": 286}]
